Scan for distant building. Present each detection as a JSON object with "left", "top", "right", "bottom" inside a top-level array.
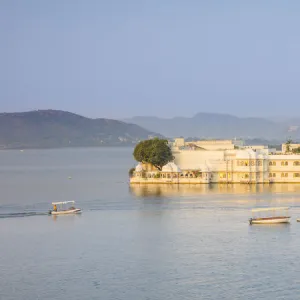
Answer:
[{"left": 282, "top": 143, "right": 300, "bottom": 153}]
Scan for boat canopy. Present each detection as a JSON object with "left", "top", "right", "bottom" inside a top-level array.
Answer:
[
  {"left": 251, "top": 207, "right": 289, "bottom": 213},
  {"left": 52, "top": 201, "right": 75, "bottom": 205}
]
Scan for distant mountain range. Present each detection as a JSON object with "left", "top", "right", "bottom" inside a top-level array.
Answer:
[
  {"left": 2, "top": 110, "right": 299, "bottom": 149},
  {"left": 0, "top": 110, "right": 160, "bottom": 149},
  {"left": 124, "top": 113, "right": 300, "bottom": 141}
]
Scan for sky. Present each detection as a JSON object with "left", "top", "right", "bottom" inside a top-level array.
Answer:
[{"left": 1, "top": 0, "right": 300, "bottom": 119}]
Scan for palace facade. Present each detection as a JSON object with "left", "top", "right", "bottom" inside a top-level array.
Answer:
[{"left": 130, "top": 138, "right": 300, "bottom": 184}]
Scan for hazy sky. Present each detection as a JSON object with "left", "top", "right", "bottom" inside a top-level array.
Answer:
[{"left": 1, "top": 1, "right": 300, "bottom": 119}]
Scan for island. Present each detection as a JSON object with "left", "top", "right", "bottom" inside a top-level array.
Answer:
[{"left": 130, "top": 138, "right": 300, "bottom": 184}]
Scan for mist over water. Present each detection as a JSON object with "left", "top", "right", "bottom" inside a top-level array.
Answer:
[{"left": 1, "top": 148, "right": 300, "bottom": 299}]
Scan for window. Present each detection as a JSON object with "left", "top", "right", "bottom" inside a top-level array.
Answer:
[
  {"left": 294, "top": 173, "right": 300, "bottom": 177},
  {"left": 269, "top": 173, "right": 276, "bottom": 178},
  {"left": 269, "top": 161, "right": 276, "bottom": 166},
  {"left": 219, "top": 173, "right": 226, "bottom": 179},
  {"left": 293, "top": 161, "right": 300, "bottom": 166},
  {"left": 281, "top": 173, "right": 288, "bottom": 178},
  {"left": 244, "top": 174, "right": 249, "bottom": 179},
  {"left": 237, "top": 160, "right": 250, "bottom": 166},
  {"left": 281, "top": 161, "right": 288, "bottom": 166},
  {"left": 257, "top": 160, "right": 262, "bottom": 166}
]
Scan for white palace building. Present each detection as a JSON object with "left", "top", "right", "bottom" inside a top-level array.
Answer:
[{"left": 130, "top": 138, "right": 300, "bottom": 184}]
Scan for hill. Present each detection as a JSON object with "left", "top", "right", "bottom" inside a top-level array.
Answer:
[
  {"left": 124, "top": 113, "right": 300, "bottom": 141},
  {"left": 0, "top": 110, "right": 160, "bottom": 149}
]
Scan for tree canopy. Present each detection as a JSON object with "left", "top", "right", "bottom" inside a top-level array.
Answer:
[
  {"left": 285, "top": 139, "right": 293, "bottom": 153},
  {"left": 133, "top": 138, "right": 174, "bottom": 171},
  {"left": 292, "top": 147, "right": 300, "bottom": 154}
]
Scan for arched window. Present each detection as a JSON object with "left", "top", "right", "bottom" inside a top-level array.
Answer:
[{"left": 293, "top": 161, "right": 300, "bottom": 166}]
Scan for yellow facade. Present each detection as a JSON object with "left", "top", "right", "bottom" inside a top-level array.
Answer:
[{"left": 130, "top": 139, "right": 300, "bottom": 184}]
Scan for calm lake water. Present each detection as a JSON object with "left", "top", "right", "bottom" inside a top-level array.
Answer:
[{"left": 1, "top": 148, "right": 300, "bottom": 299}]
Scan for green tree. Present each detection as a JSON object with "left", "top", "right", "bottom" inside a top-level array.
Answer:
[
  {"left": 286, "top": 139, "right": 293, "bottom": 153},
  {"left": 128, "top": 167, "right": 135, "bottom": 177},
  {"left": 133, "top": 138, "right": 174, "bottom": 171},
  {"left": 292, "top": 147, "right": 300, "bottom": 154}
]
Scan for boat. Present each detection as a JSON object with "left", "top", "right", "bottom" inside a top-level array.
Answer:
[
  {"left": 249, "top": 207, "right": 290, "bottom": 225},
  {"left": 49, "top": 201, "right": 81, "bottom": 215}
]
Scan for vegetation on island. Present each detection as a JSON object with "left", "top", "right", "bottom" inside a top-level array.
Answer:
[
  {"left": 133, "top": 138, "right": 174, "bottom": 171},
  {"left": 285, "top": 139, "right": 292, "bottom": 153},
  {"left": 284, "top": 139, "right": 300, "bottom": 153},
  {"left": 292, "top": 147, "right": 300, "bottom": 154},
  {"left": 128, "top": 167, "right": 135, "bottom": 177}
]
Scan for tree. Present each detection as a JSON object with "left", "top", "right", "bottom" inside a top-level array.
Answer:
[
  {"left": 285, "top": 139, "right": 293, "bottom": 153},
  {"left": 128, "top": 167, "right": 135, "bottom": 177},
  {"left": 133, "top": 138, "right": 174, "bottom": 171},
  {"left": 292, "top": 147, "right": 300, "bottom": 154}
]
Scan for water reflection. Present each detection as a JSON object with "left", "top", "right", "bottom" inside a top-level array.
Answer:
[
  {"left": 249, "top": 222, "right": 292, "bottom": 239},
  {"left": 130, "top": 184, "right": 300, "bottom": 197},
  {"left": 50, "top": 214, "right": 82, "bottom": 222}
]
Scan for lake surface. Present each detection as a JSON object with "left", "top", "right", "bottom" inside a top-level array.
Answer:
[{"left": 1, "top": 148, "right": 300, "bottom": 299}]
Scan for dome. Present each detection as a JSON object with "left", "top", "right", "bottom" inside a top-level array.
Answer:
[
  {"left": 135, "top": 163, "right": 143, "bottom": 172},
  {"left": 162, "top": 162, "right": 181, "bottom": 173}
]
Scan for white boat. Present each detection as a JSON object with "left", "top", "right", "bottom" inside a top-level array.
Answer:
[
  {"left": 49, "top": 201, "right": 82, "bottom": 215},
  {"left": 249, "top": 207, "right": 290, "bottom": 225}
]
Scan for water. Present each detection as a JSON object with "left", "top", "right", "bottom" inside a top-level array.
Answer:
[{"left": 1, "top": 148, "right": 300, "bottom": 299}]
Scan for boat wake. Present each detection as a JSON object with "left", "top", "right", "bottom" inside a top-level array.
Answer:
[{"left": 0, "top": 212, "right": 48, "bottom": 219}]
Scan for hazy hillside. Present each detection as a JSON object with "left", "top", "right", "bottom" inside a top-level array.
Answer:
[
  {"left": 0, "top": 110, "right": 160, "bottom": 149},
  {"left": 124, "top": 113, "right": 300, "bottom": 140}
]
